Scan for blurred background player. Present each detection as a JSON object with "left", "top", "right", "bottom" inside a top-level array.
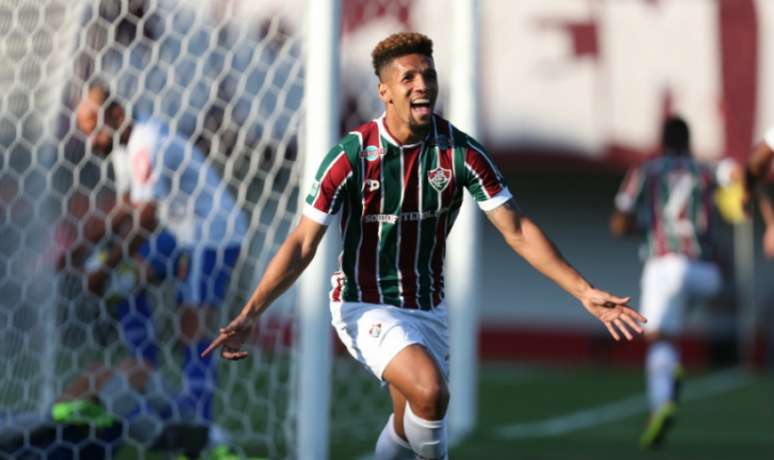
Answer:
[
  {"left": 203, "top": 32, "right": 647, "bottom": 460},
  {"left": 745, "top": 126, "right": 774, "bottom": 258},
  {"left": 609, "top": 115, "right": 738, "bottom": 448},
  {"left": 73, "top": 81, "right": 249, "bottom": 458}
]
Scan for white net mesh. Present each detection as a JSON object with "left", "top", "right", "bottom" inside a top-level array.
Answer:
[{"left": 1, "top": 0, "right": 303, "bottom": 458}]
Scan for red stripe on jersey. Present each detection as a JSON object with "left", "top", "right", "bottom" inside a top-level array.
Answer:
[
  {"left": 677, "top": 205, "right": 695, "bottom": 258},
  {"left": 331, "top": 271, "right": 344, "bottom": 301},
  {"left": 312, "top": 151, "right": 353, "bottom": 213},
  {"left": 649, "top": 178, "right": 669, "bottom": 256},
  {"left": 398, "top": 145, "right": 422, "bottom": 308},
  {"left": 431, "top": 122, "right": 456, "bottom": 306},
  {"left": 357, "top": 125, "right": 382, "bottom": 304},
  {"left": 465, "top": 144, "right": 503, "bottom": 199}
]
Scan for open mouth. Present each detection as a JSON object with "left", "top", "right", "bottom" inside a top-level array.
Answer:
[{"left": 410, "top": 99, "right": 433, "bottom": 117}]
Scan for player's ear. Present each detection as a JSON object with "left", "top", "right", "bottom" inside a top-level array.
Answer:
[{"left": 377, "top": 80, "right": 390, "bottom": 104}]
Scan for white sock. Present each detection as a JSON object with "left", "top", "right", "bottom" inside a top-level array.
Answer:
[
  {"left": 374, "top": 414, "right": 415, "bottom": 460},
  {"left": 646, "top": 341, "right": 679, "bottom": 411},
  {"left": 403, "top": 403, "right": 447, "bottom": 460}
]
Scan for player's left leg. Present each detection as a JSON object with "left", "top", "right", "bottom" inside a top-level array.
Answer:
[
  {"left": 383, "top": 344, "right": 449, "bottom": 460},
  {"left": 639, "top": 256, "right": 686, "bottom": 448},
  {"left": 373, "top": 386, "right": 414, "bottom": 460}
]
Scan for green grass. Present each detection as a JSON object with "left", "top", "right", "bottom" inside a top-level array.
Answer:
[{"left": 331, "top": 363, "right": 774, "bottom": 460}]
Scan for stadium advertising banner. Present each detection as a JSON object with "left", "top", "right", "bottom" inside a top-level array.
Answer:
[
  {"left": 335, "top": 0, "right": 774, "bottom": 168},
  {"left": 240, "top": 0, "right": 774, "bottom": 166}
]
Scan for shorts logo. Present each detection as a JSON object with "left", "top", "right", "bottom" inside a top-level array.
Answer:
[
  {"left": 366, "top": 179, "right": 380, "bottom": 192},
  {"left": 360, "top": 145, "right": 384, "bottom": 161},
  {"left": 369, "top": 322, "right": 382, "bottom": 338},
  {"left": 428, "top": 167, "right": 451, "bottom": 192}
]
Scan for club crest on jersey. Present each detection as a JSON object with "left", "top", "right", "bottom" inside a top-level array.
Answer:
[
  {"left": 369, "top": 322, "right": 382, "bottom": 338},
  {"left": 428, "top": 167, "right": 451, "bottom": 192},
  {"left": 360, "top": 145, "right": 384, "bottom": 161}
]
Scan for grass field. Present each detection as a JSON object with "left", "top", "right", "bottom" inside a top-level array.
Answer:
[{"left": 331, "top": 363, "right": 774, "bottom": 460}]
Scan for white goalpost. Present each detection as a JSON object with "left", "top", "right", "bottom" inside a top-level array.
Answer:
[
  {"left": 446, "top": 0, "right": 481, "bottom": 444},
  {"left": 297, "top": 0, "right": 339, "bottom": 458}
]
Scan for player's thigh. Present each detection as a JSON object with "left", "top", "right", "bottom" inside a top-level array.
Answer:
[
  {"left": 331, "top": 301, "right": 422, "bottom": 381},
  {"left": 685, "top": 260, "right": 721, "bottom": 299},
  {"left": 641, "top": 256, "right": 686, "bottom": 334},
  {"left": 383, "top": 344, "right": 448, "bottom": 411}
]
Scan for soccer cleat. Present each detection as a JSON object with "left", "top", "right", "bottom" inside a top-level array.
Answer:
[
  {"left": 51, "top": 399, "right": 117, "bottom": 428},
  {"left": 640, "top": 401, "right": 677, "bottom": 449},
  {"left": 208, "top": 445, "right": 267, "bottom": 460}
]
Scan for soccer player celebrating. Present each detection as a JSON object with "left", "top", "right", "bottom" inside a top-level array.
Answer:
[
  {"left": 205, "top": 32, "right": 646, "bottom": 459},
  {"left": 610, "top": 116, "right": 734, "bottom": 448}
]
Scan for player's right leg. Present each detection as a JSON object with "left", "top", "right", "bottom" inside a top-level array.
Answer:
[
  {"left": 639, "top": 255, "right": 686, "bottom": 448},
  {"left": 373, "top": 386, "right": 414, "bottom": 460},
  {"left": 331, "top": 301, "right": 450, "bottom": 459}
]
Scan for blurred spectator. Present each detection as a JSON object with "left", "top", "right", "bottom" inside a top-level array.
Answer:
[{"left": 72, "top": 81, "right": 248, "bottom": 459}]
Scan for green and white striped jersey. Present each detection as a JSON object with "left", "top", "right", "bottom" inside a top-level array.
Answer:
[{"left": 303, "top": 114, "right": 512, "bottom": 310}]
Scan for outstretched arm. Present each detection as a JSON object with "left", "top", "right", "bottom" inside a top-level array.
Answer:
[
  {"left": 202, "top": 216, "right": 328, "bottom": 359},
  {"left": 757, "top": 190, "right": 774, "bottom": 258},
  {"left": 486, "top": 201, "right": 646, "bottom": 341}
]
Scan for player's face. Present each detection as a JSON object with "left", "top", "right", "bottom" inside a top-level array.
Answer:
[
  {"left": 379, "top": 54, "right": 438, "bottom": 133},
  {"left": 75, "top": 88, "right": 121, "bottom": 155}
]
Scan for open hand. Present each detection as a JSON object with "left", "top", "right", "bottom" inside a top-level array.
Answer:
[
  {"left": 201, "top": 313, "right": 255, "bottom": 360},
  {"left": 580, "top": 288, "right": 647, "bottom": 341}
]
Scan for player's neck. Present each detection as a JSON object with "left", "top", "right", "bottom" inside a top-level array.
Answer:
[{"left": 383, "top": 113, "right": 430, "bottom": 146}]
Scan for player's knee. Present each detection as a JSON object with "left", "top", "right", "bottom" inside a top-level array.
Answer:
[{"left": 411, "top": 380, "right": 449, "bottom": 420}]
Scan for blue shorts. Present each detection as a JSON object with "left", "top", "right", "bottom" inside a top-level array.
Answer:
[{"left": 139, "top": 230, "right": 240, "bottom": 307}]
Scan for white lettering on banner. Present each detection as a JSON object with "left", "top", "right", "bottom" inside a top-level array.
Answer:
[
  {"left": 604, "top": 1, "right": 721, "bottom": 155},
  {"left": 481, "top": 0, "right": 727, "bottom": 158}
]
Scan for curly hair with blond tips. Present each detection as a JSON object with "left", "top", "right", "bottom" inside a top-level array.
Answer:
[{"left": 371, "top": 32, "right": 433, "bottom": 78}]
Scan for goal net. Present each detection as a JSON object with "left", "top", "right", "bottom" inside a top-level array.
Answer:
[
  {"left": 1, "top": 0, "right": 303, "bottom": 458},
  {"left": 0, "top": 0, "right": 452, "bottom": 458}
]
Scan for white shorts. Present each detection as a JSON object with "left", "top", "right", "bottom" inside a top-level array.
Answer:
[
  {"left": 330, "top": 301, "right": 449, "bottom": 382},
  {"left": 640, "top": 254, "right": 722, "bottom": 334}
]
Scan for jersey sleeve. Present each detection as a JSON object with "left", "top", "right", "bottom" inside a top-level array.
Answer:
[
  {"left": 461, "top": 139, "right": 512, "bottom": 211},
  {"left": 614, "top": 167, "right": 645, "bottom": 213},
  {"left": 302, "top": 143, "right": 354, "bottom": 225}
]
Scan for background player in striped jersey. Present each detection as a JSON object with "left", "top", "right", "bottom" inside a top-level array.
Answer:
[
  {"left": 205, "top": 32, "right": 646, "bottom": 460},
  {"left": 610, "top": 116, "right": 736, "bottom": 448}
]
